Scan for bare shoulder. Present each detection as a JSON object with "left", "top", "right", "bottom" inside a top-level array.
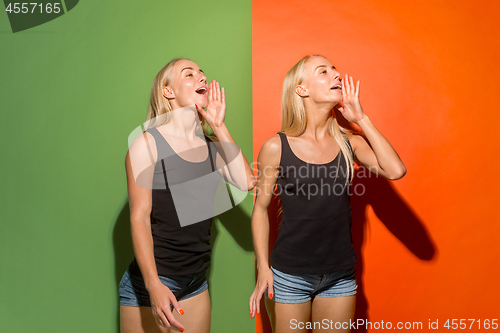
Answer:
[
  {"left": 347, "top": 134, "right": 366, "bottom": 151},
  {"left": 258, "top": 134, "right": 281, "bottom": 166},
  {"left": 126, "top": 131, "right": 157, "bottom": 165},
  {"left": 260, "top": 134, "right": 281, "bottom": 154}
]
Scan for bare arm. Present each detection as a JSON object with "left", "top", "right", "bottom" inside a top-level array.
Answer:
[
  {"left": 349, "top": 121, "right": 406, "bottom": 180},
  {"left": 249, "top": 135, "right": 281, "bottom": 318},
  {"left": 211, "top": 124, "right": 257, "bottom": 191},
  {"left": 126, "top": 133, "right": 185, "bottom": 331},
  {"left": 126, "top": 148, "right": 158, "bottom": 288}
]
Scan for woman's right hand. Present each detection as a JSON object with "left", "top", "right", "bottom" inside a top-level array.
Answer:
[
  {"left": 249, "top": 266, "right": 274, "bottom": 319},
  {"left": 148, "top": 282, "right": 185, "bottom": 331}
]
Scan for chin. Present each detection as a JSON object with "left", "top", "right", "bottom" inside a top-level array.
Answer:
[
  {"left": 322, "top": 99, "right": 341, "bottom": 107},
  {"left": 331, "top": 98, "right": 342, "bottom": 105}
]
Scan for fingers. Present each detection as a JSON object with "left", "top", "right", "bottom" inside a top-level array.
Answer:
[
  {"left": 164, "top": 307, "right": 185, "bottom": 332},
  {"left": 170, "top": 296, "right": 185, "bottom": 316},
  {"left": 210, "top": 80, "right": 221, "bottom": 101},
  {"left": 153, "top": 307, "right": 170, "bottom": 328},
  {"left": 268, "top": 280, "right": 274, "bottom": 300},
  {"left": 249, "top": 287, "right": 263, "bottom": 319},
  {"left": 342, "top": 74, "right": 347, "bottom": 100},
  {"left": 249, "top": 291, "right": 255, "bottom": 319},
  {"left": 209, "top": 80, "right": 214, "bottom": 102},
  {"left": 216, "top": 80, "right": 221, "bottom": 100},
  {"left": 343, "top": 74, "right": 360, "bottom": 98},
  {"left": 255, "top": 291, "right": 261, "bottom": 316},
  {"left": 349, "top": 75, "right": 355, "bottom": 95},
  {"left": 218, "top": 87, "right": 226, "bottom": 128},
  {"left": 345, "top": 73, "right": 353, "bottom": 95},
  {"left": 151, "top": 295, "right": 185, "bottom": 331},
  {"left": 249, "top": 279, "right": 273, "bottom": 319},
  {"left": 165, "top": 295, "right": 185, "bottom": 331},
  {"left": 255, "top": 283, "right": 269, "bottom": 316},
  {"left": 344, "top": 74, "right": 350, "bottom": 94}
]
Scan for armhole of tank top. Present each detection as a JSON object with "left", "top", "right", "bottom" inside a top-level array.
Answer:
[
  {"left": 276, "top": 132, "right": 285, "bottom": 177},
  {"left": 345, "top": 135, "right": 354, "bottom": 159},
  {"left": 144, "top": 128, "right": 160, "bottom": 165},
  {"left": 204, "top": 136, "right": 216, "bottom": 172}
]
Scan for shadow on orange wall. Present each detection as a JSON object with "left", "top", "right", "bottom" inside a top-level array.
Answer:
[{"left": 350, "top": 173, "right": 436, "bottom": 332}]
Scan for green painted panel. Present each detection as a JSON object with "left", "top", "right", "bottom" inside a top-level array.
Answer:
[{"left": 0, "top": 1, "right": 253, "bottom": 332}]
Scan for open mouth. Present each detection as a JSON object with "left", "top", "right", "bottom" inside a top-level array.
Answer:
[
  {"left": 331, "top": 84, "right": 342, "bottom": 91},
  {"left": 195, "top": 87, "right": 207, "bottom": 95}
]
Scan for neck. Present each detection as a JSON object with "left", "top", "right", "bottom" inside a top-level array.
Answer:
[
  {"left": 165, "top": 106, "right": 201, "bottom": 141},
  {"left": 302, "top": 100, "right": 336, "bottom": 139}
]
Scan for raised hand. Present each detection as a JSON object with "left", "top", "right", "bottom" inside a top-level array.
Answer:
[
  {"left": 196, "top": 79, "right": 226, "bottom": 128},
  {"left": 335, "top": 73, "right": 366, "bottom": 124}
]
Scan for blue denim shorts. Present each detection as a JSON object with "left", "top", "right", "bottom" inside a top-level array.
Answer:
[
  {"left": 266, "top": 266, "right": 357, "bottom": 304},
  {"left": 119, "top": 269, "right": 208, "bottom": 307}
]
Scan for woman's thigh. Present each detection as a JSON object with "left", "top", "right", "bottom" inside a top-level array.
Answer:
[
  {"left": 120, "top": 289, "right": 211, "bottom": 333},
  {"left": 266, "top": 298, "right": 311, "bottom": 333},
  {"left": 311, "top": 295, "right": 356, "bottom": 333},
  {"left": 120, "top": 305, "right": 169, "bottom": 333},
  {"left": 175, "top": 289, "right": 211, "bottom": 333}
]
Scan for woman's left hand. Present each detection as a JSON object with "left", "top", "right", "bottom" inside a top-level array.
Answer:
[
  {"left": 335, "top": 73, "right": 366, "bottom": 124},
  {"left": 196, "top": 79, "right": 226, "bottom": 128}
]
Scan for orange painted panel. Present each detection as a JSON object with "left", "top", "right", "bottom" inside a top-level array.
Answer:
[{"left": 253, "top": 1, "right": 500, "bottom": 332}]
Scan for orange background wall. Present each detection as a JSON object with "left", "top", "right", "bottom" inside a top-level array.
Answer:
[{"left": 253, "top": 0, "right": 500, "bottom": 331}]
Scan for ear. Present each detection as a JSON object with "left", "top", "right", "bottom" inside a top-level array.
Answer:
[
  {"left": 295, "top": 84, "right": 308, "bottom": 98},
  {"left": 162, "top": 86, "right": 175, "bottom": 99}
]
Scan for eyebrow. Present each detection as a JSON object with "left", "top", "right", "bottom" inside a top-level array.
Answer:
[
  {"left": 181, "top": 67, "right": 204, "bottom": 73},
  {"left": 315, "top": 65, "right": 337, "bottom": 71}
]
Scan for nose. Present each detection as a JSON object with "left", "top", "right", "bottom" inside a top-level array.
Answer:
[
  {"left": 199, "top": 73, "right": 207, "bottom": 84},
  {"left": 333, "top": 72, "right": 340, "bottom": 81}
]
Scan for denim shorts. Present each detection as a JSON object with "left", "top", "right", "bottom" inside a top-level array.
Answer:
[
  {"left": 119, "top": 269, "right": 208, "bottom": 307},
  {"left": 266, "top": 266, "right": 357, "bottom": 304}
]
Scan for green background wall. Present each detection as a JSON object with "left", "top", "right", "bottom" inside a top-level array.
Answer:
[{"left": 0, "top": 1, "right": 254, "bottom": 332}]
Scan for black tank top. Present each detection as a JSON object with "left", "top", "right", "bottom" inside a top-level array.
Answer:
[
  {"left": 270, "top": 132, "right": 357, "bottom": 275},
  {"left": 130, "top": 127, "right": 219, "bottom": 277}
]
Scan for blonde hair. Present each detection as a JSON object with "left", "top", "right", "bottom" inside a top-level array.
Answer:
[
  {"left": 144, "top": 58, "right": 207, "bottom": 133},
  {"left": 281, "top": 55, "right": 355, "bottom": 185}
]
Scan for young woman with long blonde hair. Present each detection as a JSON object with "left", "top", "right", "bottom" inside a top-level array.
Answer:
[
  {"left": 249, "top": 55, "right": 406, "bottom": 332},
  {"left": 120, "top": 58, "right": 255, "bottom": 333}
]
